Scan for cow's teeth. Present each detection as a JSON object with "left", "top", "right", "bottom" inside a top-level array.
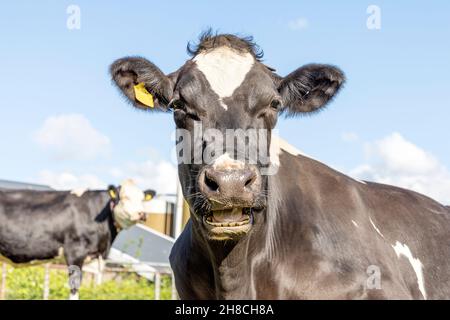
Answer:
[{"left": 204, "top": 216, "right": 251, "bottom": 227}]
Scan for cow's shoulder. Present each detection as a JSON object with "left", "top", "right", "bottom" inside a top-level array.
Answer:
[
  {"left": 363, "top": 181, "right": 449, "bottom": 216},
  {"left": 277, "top": 149, "right": 365, "bottom": 196},
  {"left": 278, "top": 149, "right": 448, "bottom": 211}
]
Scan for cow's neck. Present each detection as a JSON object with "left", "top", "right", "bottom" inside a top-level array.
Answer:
[
  {"left": 190, "top": 219, "right": 258, "bottom": 298},
  {"left": 189, "top": 180, "right": 276, "bottom": 298},
  {"left": 189, "top": 155, "right": 318, "bottom": 298},
  {"left": 90, "top": 192, "right": 119, "bottom": 244}
]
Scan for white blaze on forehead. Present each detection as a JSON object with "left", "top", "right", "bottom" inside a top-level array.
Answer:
[
  {"left": 193, "top": 47, "right": 255, "bottom": 110},
  {"left": 392, "top": 241, "right": 427, "bottom": 299},
  {"left": 212, "top": 153, "right": 244, "bottom": 170}
]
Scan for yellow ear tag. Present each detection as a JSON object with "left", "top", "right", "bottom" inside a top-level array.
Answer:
[
  {"left": 133, "top": 82, "right": 154, "bottom": 108},
  {"left": 144, "top": 194, "right": 153, "bottom": 201},
  {"left": 109, "top": 189, "right": 117, "bottom": 199}
]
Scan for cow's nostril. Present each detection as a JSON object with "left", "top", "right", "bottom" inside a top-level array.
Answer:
[
  {"left": 244, "top": 170, "right": 257, "bottom": 188},
  {"left": 204, "top": 174, "right": 219, "bottom": 192},
  {"left": 244, "top": 176, "right": 254, "bottom": 188}
]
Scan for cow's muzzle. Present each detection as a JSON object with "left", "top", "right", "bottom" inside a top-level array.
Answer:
[
  {"left": 197, "top": 165, "right": 261, "bottom": 240},
  {"left": 198, "top": 165, "right": 261, "bottom": 205}
]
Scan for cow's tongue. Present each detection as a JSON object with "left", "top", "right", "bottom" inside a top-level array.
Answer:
[{"left": 212, "top": 208, "right": 244, "bottom": 223}]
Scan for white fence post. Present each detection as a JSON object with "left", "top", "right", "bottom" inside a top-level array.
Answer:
[
  {"left": 95, "top": 256, "right": 104, "bottom": 286},
  {"left": 43, "top": 264, "right": 50, "bottom": 300},
  {"left": 154, "top": 272, "right": 161, "bottom": 300},
  {"left": 0, "top": 263, "right": 6, "bottom": 300},
  {"left": 171, "top": 271, "right": 178, "bottom": 300}
]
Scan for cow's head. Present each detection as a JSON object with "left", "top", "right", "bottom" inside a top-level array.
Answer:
[
  {"left": 108, "top": 179, "right": 155, "bottom": 229},
  {"left": 110, "top": 32, "right": 344, "bottom": 241}
]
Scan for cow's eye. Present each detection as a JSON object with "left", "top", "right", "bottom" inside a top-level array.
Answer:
[{"left": 270, "top": 99, "right": 281, "bottom": 111}]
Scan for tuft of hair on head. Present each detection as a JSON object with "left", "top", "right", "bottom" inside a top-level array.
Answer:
[{"left": 187, "top": 28, "right": 264, "bottom": 60}]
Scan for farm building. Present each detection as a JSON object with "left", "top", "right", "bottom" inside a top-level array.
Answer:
[{"left": 0, "top": 179, "right": 53, "bottom": 191}]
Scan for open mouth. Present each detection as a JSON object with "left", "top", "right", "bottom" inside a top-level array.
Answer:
[{"left": 203, "top": 207, "right": 253, "bottom": 227}]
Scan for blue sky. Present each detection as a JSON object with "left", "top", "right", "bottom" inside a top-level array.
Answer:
[{"left": 0, "top": 1, "right": 449, "bottom": 202}]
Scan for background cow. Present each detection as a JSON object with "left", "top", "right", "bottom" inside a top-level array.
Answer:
[
  {"left": 110, "top": 32, "right": 450, "bottom": 299},
  {"left": 0, "top": 179, "right": 155, "bottom": 299}
]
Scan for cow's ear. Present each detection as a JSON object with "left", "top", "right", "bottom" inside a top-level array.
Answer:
[
  {"left": 277, "top": 64, "right": 345, "bottom": 114},
  {"left": 108, "top": 185, "right": 119, "bottom": 200},
  {"left": 110, "top": 57, "right": 174, "bottom": 111},
  {"left": 144, "top": 189, "right": 156, "bottom": 201}
]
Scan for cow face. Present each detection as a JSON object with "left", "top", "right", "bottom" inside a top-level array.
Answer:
[
  {"left": 108, "top": 180, "right": 155, "bottom": 229},
  {"left": 110, "top": 33, "right": 344, "bottom": 241}
]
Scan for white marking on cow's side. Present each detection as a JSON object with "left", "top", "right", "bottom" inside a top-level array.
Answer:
[
  {"left": 392, "top": 241, "right": 427, "bottom": 299},
  {"left": 193, "top": 47, "right": 254, "bottom": 110},
  {"left": 369, "top": 217, "right": 384, "bottom": 238},
  {"left": 212, "top": 153, "right": 245, "bottom": 170},
  {"left": 351, "top": 220, "right": 359, "bottom": 227},
  {"left": 70, "top": 188, "right": 87, "bottom": 197}
]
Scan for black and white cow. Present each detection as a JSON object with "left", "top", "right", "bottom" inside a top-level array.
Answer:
[
  {"left": 0, "top": 179, "right": 155, "bottom": 299},
  {"left": 110, "top": 32, "right": 450, "bottom": 299}
]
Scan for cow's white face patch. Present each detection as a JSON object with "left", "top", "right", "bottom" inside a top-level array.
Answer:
[
  {"left": 212, "top": 153, "right": 245, "bottom": 171},
  {"left": 392, "top": 241, "right": 427, "bottom": 299},
  {"left": 113, "top": 179, "right": 146, "bottom": 229},
  {"left": 193, "top": 47, "right": 254, "bottom": 110}
]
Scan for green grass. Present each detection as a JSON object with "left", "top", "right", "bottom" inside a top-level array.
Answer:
[{"left": 2, "top": 265, "right": 173, "bottom": 300}]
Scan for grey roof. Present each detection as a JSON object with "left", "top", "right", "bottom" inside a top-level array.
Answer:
[
  {"left": 0, "top": 179, "right": 53, "bottom": 191},
  {"left": 112, "top": 224, "right": 175, "bottom": 267}
]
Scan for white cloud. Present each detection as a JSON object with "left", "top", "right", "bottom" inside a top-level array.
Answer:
[
  {"left": 341, "top": 132, "right": 359, "bottom": 142},
  {"left": 37, "top": 159, "right": 178, "bottom": 195},
  {"left": 110, "top": 159, "right": 178, "bottom": 195},
  {"left": 34, "top": 114, "right": 111, "bottom": 161},
  {"left": 350, "top": 132, "right": 450, "bottom": 204},
  {"left": 38, "top": 170, "right": 106, "bottom": 190},
  {"left": 288, "top": 17, "right": 309, "bottom": 31}
]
